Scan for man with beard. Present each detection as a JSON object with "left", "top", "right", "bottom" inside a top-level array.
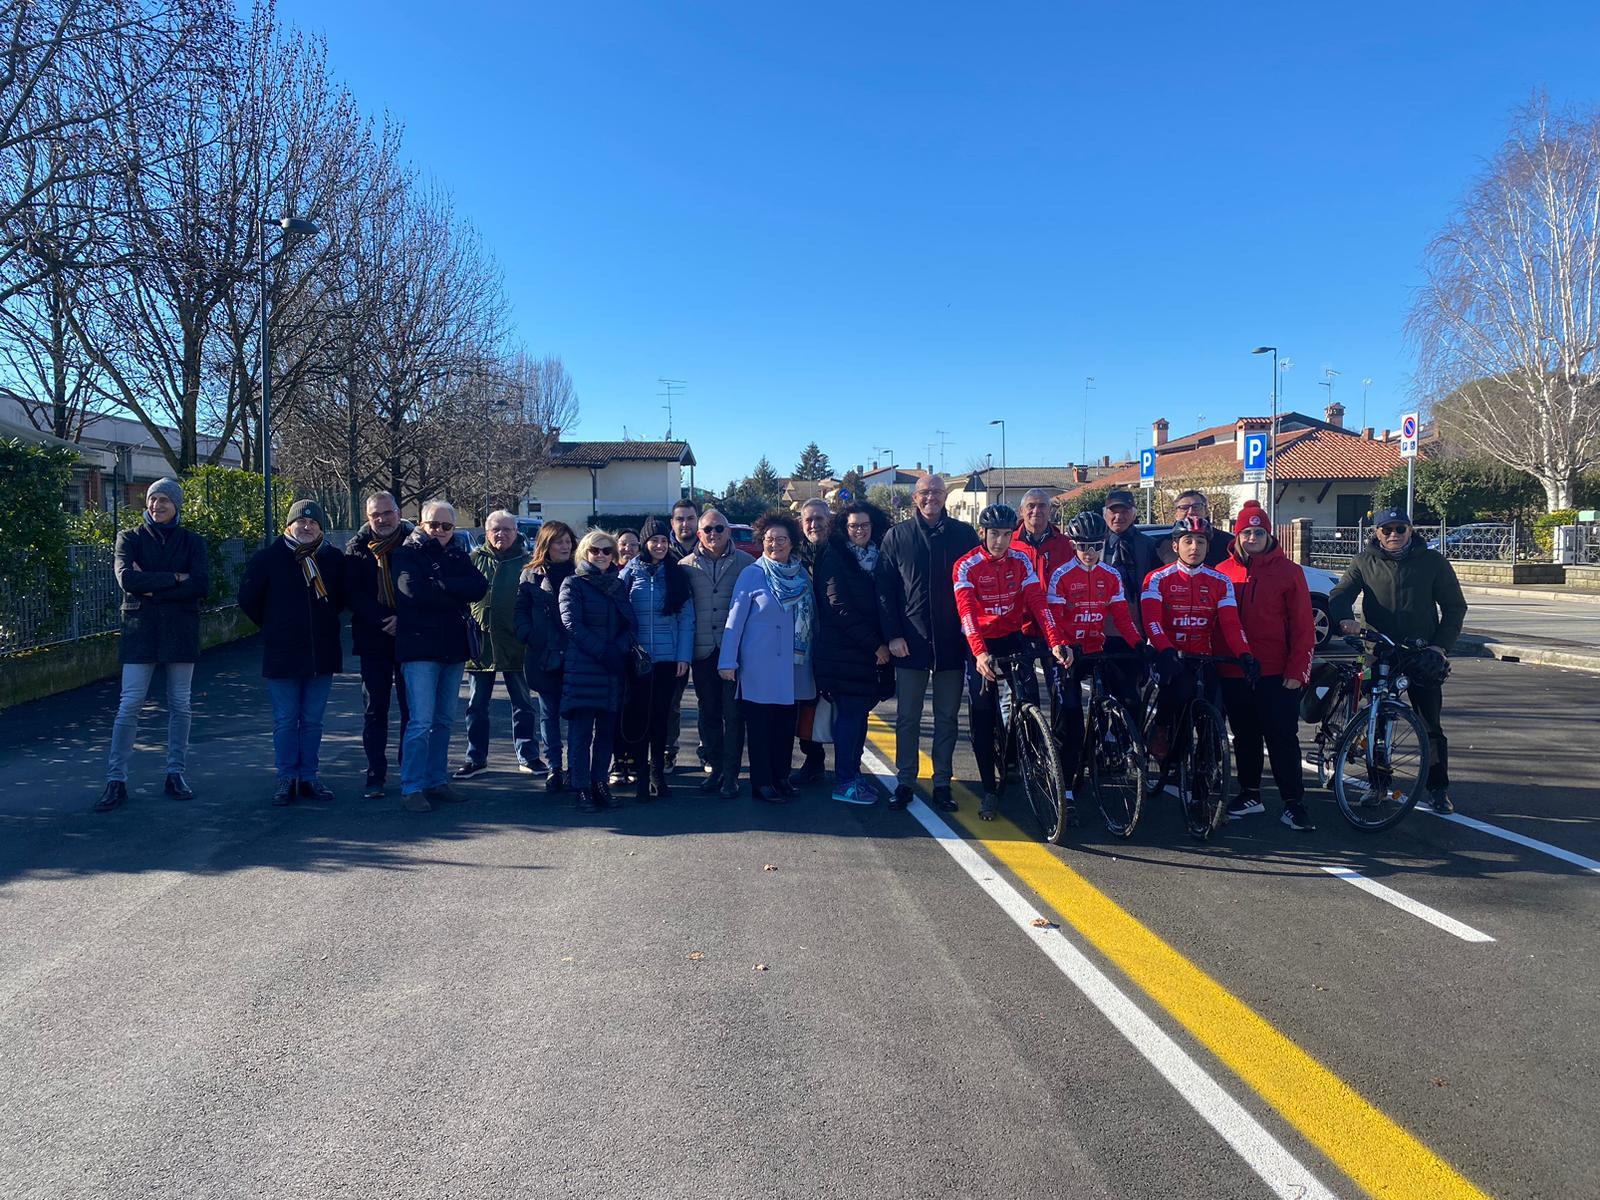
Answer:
[{"left": 344, "top": 492, "right": 412, "bottom": 799}]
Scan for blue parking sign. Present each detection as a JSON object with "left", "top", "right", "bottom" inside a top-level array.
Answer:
[
  {"left": 1139, "top": 449, "right": 1156, "bottom": 489},
  {"left": 1242, "top": 432, "right": 1268, "bottom": 482}
]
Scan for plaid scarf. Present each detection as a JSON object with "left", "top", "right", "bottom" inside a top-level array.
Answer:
[
  {"left": 292, "top": 535, "right": 328, "bottom": 601},
  {"left": 366, "top": 525, "right": 407, "bottom": 609}
]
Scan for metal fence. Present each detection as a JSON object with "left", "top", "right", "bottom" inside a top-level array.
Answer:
[
  {"left": 0, "top": 538, "right": 253, "bottom": 657},
  {"left": 1575, "top": 524, "right": 1600, "bottom": 566},
  {"left": 1306, "top": 522, "right": 1534, "bottom": 569}
]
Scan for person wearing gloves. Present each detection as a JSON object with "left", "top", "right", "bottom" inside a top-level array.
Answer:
[
  {"left": 94, "top": 478, "right": 209, "bottom": 812},
  {"left": 392, "top": 500, "right": 488, "bottom": 812},
  {"left": 237, "top": 498, "right": 346, "bottom": 806},
  {"left": 559, "top": 529, "right": 638, "bottom": 813},
  {"left": 619, "top": 517, "right": 696, "bottom": 799},
  {"left": 1328, "top": 506, "right": 1467, "bottom": 814},
  {"left": 1215, "top": 501, "right": 1317, "bottom": 831}
]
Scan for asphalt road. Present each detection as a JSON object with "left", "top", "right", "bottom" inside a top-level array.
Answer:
[
  {"left": 1, "top": 639, "right": 1595, "bottom": 1199},
  {"left": 1459, "top": 592, "right": 1600, "bottom": 649}
]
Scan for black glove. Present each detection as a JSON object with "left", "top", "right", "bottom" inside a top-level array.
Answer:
[
  {"left": 1153, "top": 647, "right": 1179, "bottom": 684},
  {"left": 1139, "top": 641, "right": 1158, "bottom": 665},
  {"left": 1239, "top": 653, "right": 1262, "bottom": 685}
]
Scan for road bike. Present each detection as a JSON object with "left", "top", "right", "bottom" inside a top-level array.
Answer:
[
  {"left": 1074, "top": 652, "right": 1148, "bottom": 838},
  {"left": 990, "top": 651, "right": 1070, "bottom": 844},
  {"left": 1324, "top": 628, "right": 1434, "bottom": 832},
  {"left": 1142, "top": 653, "right": 1233, "bottom": 841}
]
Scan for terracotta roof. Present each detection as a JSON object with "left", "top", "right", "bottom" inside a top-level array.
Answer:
[
  {"left": 1272, "top": 430, "right": 1401, "bottom": 480},
  {"left": 549, "top": 440, "right": 695, "bottom": 467},
  {"left": 963, "top": 467, "right": 1087, "bottom": 492}
]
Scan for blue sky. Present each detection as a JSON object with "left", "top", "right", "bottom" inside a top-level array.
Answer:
[{"left": 274, "top": 0, "right": 1600, "bottom": 488}]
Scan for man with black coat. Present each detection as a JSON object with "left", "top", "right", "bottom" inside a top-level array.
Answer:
[
  {"left": 875, "top": 473, "right": 979, "bottom": 810},
  {"left": 1159, "top": 490, "right": 1234, "bottom": 567},
  {"left": 791, "top": 498, "right": 833, "bottom": 785},
  {"left": 238, "top": 499, "right": 346, "bottom": 806},
  {"left": 343, "top": 491, "right": 412, "bottom": 799},
  {"left": 94, "top": 478, "right": 209, "bottom": 812},
  {"left": 1100, "top": 488, "right": 1161, "bottom": 707}
]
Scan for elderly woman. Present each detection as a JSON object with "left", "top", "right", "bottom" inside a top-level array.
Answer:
[
  {"left": 719, "top": 510, "right": 816, "bottom": 804},
  {"left": 515, "top": 520, "right": 576, "bottom": 793},
  {"left": 619, "top": 517, "right": 696, "bottom": 798},
  {"left": 559, "top": 529, "right": 637, "bottom": 813},
  {"left": 392, "top": 500, "right": 488, "bottom": 812},
  {"left": 609, "top": 528, "right": 645, "bottom": 786},
  {"left": 812, "top": 501, "right": 894, "bottom": 805}
]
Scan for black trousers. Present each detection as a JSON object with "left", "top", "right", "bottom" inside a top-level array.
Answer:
[
  {"left": 621, "top": 661, "right": 679, "bottom": 781},
  {"left": 359, "top": 655, "right": 408, "bottom": 781},
  {"left": 668, "top": 669, "right": 690, "bottom": 760},
  {"left": 967, "top": 633, "right": 1040, "bottom": 794},
  {"left": 1407, "top": 681, "right": 1450, "bottom": 789},
  {"left": 742, "top": 700, "right": 797, "bottom": 790},
  {"left": 1220, "top": 676, "right": 1305, "bottom": 802},
  {"left": 692, "top": 653, "right": 745, "bottom": 782}
]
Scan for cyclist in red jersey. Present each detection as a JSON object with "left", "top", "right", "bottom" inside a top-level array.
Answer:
[
  {"left": 954, "top": 504, "right": 1073, "bottom": 820},
  {"left": 1141, "top": 516, "right": 1258, "bottom": 763}
]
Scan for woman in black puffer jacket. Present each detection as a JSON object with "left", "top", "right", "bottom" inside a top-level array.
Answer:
[
  {"left": 558, "top": 528, "right": 637, "bottom": 813},
  {"left": 515, "top": 521, "right": 577, "bottom": 793},
  {"left": 812, "top": 501, "right": 894, "bottom": 806}
]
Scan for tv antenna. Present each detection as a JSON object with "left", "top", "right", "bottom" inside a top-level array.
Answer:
[
  {"left": 933, "top": 429, "right": 951, "bottom": 474},
  {"left": 657, "top": 378, "right": 686, "bottom": 439}
]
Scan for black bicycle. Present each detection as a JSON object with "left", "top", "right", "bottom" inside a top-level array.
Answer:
[
  {"left": 1142, "top": 652, "right": 1233, "bottom": 841},
  {"left": 990, "top": 651, "right": 1071, "bottom": 844},
  {"left": 1326, "top": 628, "right": 1435, "bottom": 832},
  {"left": 1075, "top": 652, "right": 1148, "bottom": 838}
]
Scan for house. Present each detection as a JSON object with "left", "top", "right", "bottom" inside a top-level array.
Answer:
[
  {"left": 521, "top": 439, "right": 696, "bottom": 529},
  {"left": 781, "top": 476, "right": 841, "bottom": 509},
  {"left": 1053, "top": 406, "right": 1407, "bottom": 526},
  {"left": 947, "top": 461, "right": 1121, "bottom": 523},
  {"left": 854, "top": 462, "right": 928, "bottom": 492}
]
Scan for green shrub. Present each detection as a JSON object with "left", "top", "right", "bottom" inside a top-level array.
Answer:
[
  {"left": 1533, "top": 509, "right": 1579, "bottom": 553},
  {"left": 0, "top": 438, "right": 77, "bottom": 592}
]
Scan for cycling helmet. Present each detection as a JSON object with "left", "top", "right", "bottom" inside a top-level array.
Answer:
[
  {"left": 1399, "top": 646, "right": 1452, "bottom": 687},
  {"left": 1171, "top": 515, "right": 1213, "bottom": 540},
  {"left": 978, "top": 503, "right": 1019, "bottom": 531},
  {"left": 1065, "top": 510, "right": 1109, "bottom": 543}
]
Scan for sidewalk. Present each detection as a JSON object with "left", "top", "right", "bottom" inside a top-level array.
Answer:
[
  {"left": 1460, "top": 583, "right": 1600, "bottom": 605},
  {"left": 1455, "top": 632, "right": 1600, "bottom": 673}
]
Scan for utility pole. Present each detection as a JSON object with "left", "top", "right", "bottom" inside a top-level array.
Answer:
[
  {"left": 1361, "top": 378, "right": 1373, "bottom": 431},
  {"left": 657, "top": 378, "right": 686, "bottom": 439},
  {"left": 1082, "top": 377, "right": 1096, "bottom": 464}
]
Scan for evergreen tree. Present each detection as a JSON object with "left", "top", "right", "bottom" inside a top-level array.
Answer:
[
  {"left": 839, "top": 468, "right": 866, "bottom": 499},
  {"left": 749, "top": 455, "right": 783, "bottom": 500},
  {"left": 792, "top": 442, "right": 833, "bottom": 481}
]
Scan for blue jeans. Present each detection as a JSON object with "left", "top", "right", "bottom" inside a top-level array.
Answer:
[
  {"left": 265, "top": 675, "right": 334, "bottom": 784},
  {"left": 106, "top": 662, "right": 195, "bottom": 782},
  {"left": 400, "top": 661, "right": 465, "bottom": 794},
  {"left": 829, "top": 692, "right": 874, "bottom": 786},
  {"left": 567, "top": 710, "right": 615, "bottom": 790},
  {"left": 535, "top": 679, "right": 566, "bottom": 773},
  {"left": 465, "top": 670, "right": 541, "bottom": 767}
]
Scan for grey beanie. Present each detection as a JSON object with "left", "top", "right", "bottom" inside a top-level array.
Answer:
[
  {"left": 146, "top": 477, "right": 184, "bottom": 511},
  {"left": 286, "top": 499, "right": 327, "bottom": 529}
]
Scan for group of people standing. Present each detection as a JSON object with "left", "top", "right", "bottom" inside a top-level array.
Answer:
[{"left": 93, "top": 472, "right": 1467, "bottom": 830}]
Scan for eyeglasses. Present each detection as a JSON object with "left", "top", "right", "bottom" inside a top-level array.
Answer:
[
  {"left": 701, "top": 524, "right": 727, "bottom": 534},
  {"left": 425, "top": 521, "right": 455, "bottom": 531},
  {"left": 1174, "top": 502, "right": 1204, "bottom": 512},
  {"left": 589, "top": 546, "right": 615, "bottom": 556},
  {"left": 1378, "top": 524, "right": 1409, "bottom": 536},
  {"left": 1075, "top": 541, "right": 1105, "bottom": 551}
]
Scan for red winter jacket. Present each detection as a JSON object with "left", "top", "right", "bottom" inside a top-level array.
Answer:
[
  {"left": 1215, "top": 542, "right": 1314, "bottom": 684},
  {"left": 1140, "top": 561, "right": 1251, "bottom": 660},
  {"left": 1009, "top": 525, "right": 1076, "bottom": 639},
  {"left": 1046, "top": 559, "right": 1139, "bottom": 655},
  {"left": 953, "top": 545, "right": 1063, "bottom": 655}
]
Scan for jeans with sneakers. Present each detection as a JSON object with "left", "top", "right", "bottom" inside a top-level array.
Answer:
[
  {"left": 465, "top": 669, "right": 541, "bottom": 767},
  {"left": 106, "top": 662, "right": 195, "bottom": 782},
  {"left": 400, "top": 661, "right": 465, "bottom": 794},
  {"left": 829, "top": 693, "right": 874, "bottom": 788},
  {"left": 265, "top": 674, "right": 334, "bottom": 784}
]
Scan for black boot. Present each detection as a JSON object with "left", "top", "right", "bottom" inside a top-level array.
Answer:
[
  {"left": 592, "top": 780, "right": 617, "bottom": 809},
  {"left": 545, "top": 768, "right": 565, "bottom": 794},
  {"left": 576, "top": 784, "right": 600, "bottom": 813},
  {"left": 164, "top": 773, "right": 195, "bottom": 800},
  {"left": 635, "top": 769, "right": 653, "bottom": 801},
  {"left": 93, "top": 781, "right": 128, "bottom": 813},
  {"left": 649, "top": 764, "right": 671, "bottom": 798}
]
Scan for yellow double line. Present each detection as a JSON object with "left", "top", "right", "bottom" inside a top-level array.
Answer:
[{"left": 865, "top": 717, "right": 1490, "bottom": 1200}]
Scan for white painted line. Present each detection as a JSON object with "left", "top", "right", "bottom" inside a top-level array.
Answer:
[
  {"left": 1319, "top": 867, "right": 1495, "bottom": 943},
  {"left": 861, "top": 746, "right": 1339, "bottom": 1200}
]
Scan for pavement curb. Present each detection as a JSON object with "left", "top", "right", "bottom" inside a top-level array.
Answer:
[
  {"left": 1460, "top": 584, "right": 1600, "bottom": 605},
  {"left": 1455, "top": 634, "right": 1600, "bottom": 673}
]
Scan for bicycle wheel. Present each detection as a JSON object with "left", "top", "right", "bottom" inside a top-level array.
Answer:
[
  {"left": 1015, "top": 702, "right": 1068, "bottom": 844},
  {"left": 1312, "top": 725, "right": 1337, "bottom": 789},
  {"left": 1087, "top": 697, "right": 1145, "bottom": 838},
  {"left": 1332, "top": 700, "right": 1430, "bottom": 832},
  {"left": 1181, "top": 701, "right": 1230, "bottom": 840}
]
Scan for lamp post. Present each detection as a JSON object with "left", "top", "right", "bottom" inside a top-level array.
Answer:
[
  {"left": 1251, "top": 347, "right": 1278, "bottom": 525},
  {"left": 988, "top": 418, "right": 1007, "bottom": 506},
  {"left": 259, "top": 215, "right": 320, "bottom": 542},
  {"left": 1082, "top": 377, "right": 1095, "bottom": 465}
]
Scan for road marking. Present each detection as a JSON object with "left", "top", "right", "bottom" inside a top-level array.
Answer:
[
  {"left": 1319, "top": 867, "right": 1496, "bottom": 942},
  {"left": 867, "top": 719, "right": 1491, "bottom": 1200},
  {"left": 858, "top": 747, "right": 1339, "bottom": 1200}
]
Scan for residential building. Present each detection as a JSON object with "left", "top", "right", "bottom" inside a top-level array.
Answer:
[
  {"left": 947, "top": 461, "right": 1122, "bottom": 523},
  {"left": 520, "top": 439, "right": 696, "bottom": 529}
]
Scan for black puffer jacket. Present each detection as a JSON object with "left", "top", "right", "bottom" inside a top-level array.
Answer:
[
  {"left": 392, "top": 529, "right": 489, "bottom": 664},
  {"left": 237, "top": 537, "right": 346, "bottom": 678},
  {"left": 114, "top": 522, "right": 209, "bottom": 664},
  {"left": 813, "top": 534, "right": 893, "bottom": 701},
  {"left": 875, "top": 511, "right": 979, "bottom": 672},
  {"left": 558, "top": 565, "right": 636, "bottom": 716},
  {"left": 1105, "top": 526, "right": 1162, "bottom": 640},
  {"left": 514, "top": 560, "right": 573, "bottom": 693},
  {"left": 343, "top": 521, "right": 413, "bottom": 661}
]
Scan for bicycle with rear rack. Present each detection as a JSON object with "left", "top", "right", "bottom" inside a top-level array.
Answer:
[
  {"left": 1141, "top": 652, "right": 1234, "bottom": 841},
  {"left": 989, "top": 651, "right": 1071, "bottom": 844},
  {"left": 1074, "top": 651, "right": 1148, "bottom": 838}
]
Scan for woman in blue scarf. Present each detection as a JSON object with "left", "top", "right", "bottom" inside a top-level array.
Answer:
[{"left": 718, "top": 510, "right": 816, "bottom": 803}]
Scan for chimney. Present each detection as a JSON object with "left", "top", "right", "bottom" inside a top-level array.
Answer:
[
  {"left": 1361, "top": 427, "right": 1374, "bottom": 440},
  {"left": 1073, "top": 466, "right": 1089, "bottom": 483},
  {"left": 1325, "top": 401, "right": 1346, "bottom": 428},
  {"left": 1101, "top": 455, "right": 1110, "bottom": 468},
  {"left": 871, "top": 459, "right": 879, "bottom": 471},
  {"left": 915, "top": 461, "right": 922, "bottom": 471},
  {"left": 1152, "top": 418, "right": 1169, "bottom": 447}
]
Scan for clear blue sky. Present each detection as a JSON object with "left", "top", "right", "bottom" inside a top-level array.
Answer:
[{"left": 274, "top": 0, "right": 1599, "bottom": 489}]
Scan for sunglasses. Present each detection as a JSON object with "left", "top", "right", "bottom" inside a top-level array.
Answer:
[
  {"left": 425, "top": 521, "right": 455, "bottom": 531},
  {"left": 589, "top": 546, "right": 615, "bottom": 556},
  {"left": 701, "top": 524, "right": 727, "bottom": 534},
  {"left": 1075, "top": 541, "right": 1105, "bottom": 551},
  {"left": 1378, "top": 524, "right": 1410, "bottom": 536}
]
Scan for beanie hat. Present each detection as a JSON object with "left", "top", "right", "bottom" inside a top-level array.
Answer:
[
  {"left": 1234, "top": 501, "right": 1269, "bottom": 537},
  {"left": 146, "top": 477, "right": 184, "bottom": 512},
  {"left": 286, "top": 499, "right": 327, "bottom": 530},
  {"left": 639, "top": 516, "right": 671, "bottom": 541}
]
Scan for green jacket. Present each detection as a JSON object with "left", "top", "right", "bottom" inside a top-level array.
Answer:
[
  {"left": 468, "top": 536, "right": 528, "bottom": 672},
  {"left": 1327, "top": 537, "right": 1468, "bottom": 652}
]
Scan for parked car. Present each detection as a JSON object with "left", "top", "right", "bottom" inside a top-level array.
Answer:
[
  {"left": 729, "top": 523, "right": 758, "bottom": 557},
  {"left": 1426, "top": 522, "right": 1514, "bottom": 561},
  {"left": 515, "top": 517, "right": 543, "bottom": 542}
]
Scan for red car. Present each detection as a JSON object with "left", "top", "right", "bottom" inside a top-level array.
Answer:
[{"left": 729, "top": 523, "right": 758, "bottom": 556}]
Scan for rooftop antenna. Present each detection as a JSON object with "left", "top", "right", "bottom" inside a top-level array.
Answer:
[
  {"left": 657, "top": 378, "right": 686, "bottom": 439},
  {"left": 934, "top": 429, "right": 951, "bottom": 474},
  {"left": 1082, "top": 377, "right": 1096, "bottom": 463},
  {"left": 1320, "top": 366, "right": 1341, "bottom": 413}
]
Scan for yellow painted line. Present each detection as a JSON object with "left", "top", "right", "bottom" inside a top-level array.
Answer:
[{"left": 866, "top": 715, "right": 1490, "bottom": 1200}]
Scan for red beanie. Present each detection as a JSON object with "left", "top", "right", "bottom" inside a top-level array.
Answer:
[{"left": 1234, "top": 502, "right": 1269, "bottom": 536}]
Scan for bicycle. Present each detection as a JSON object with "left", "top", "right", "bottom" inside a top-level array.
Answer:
[
  {"left": 1141, "top": 652, "right": 1233, "bottom": 841},
  {"left": 1325, "top": 628, "right": 1434, "bottom": 832},
  {"left": 989, "top": 651, "right": 1071, "bottom": 844},
  {"left": 1075, "top": 652, "right": 1148, "bottom": 838},
  {"left": 1303, "top": 656, "right": 1363, "bottom": 789}
]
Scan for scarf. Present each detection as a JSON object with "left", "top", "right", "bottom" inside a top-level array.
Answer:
[
  {"left": 576, "top": 558, "right": 622, "bottom": 596},
  {"left": 1376, "top": 535, "right": 1418, "bottom": 562},
  {"left": 143, "top": 511, "right": 178, "bottom": 542},
  {"left": 292, "top": 534, "right": 329, "bottom": 600},
  {"left": 848, "top": 540, "right": 880, "bottom": 574},
  {"left": 366, "top": 523, "right": 407, "bottom": 609},
  {"left": 758, "top": 554, "right": 814, "bottom": 664}
]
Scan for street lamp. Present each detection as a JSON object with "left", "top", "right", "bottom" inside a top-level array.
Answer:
[
  {"left": 1082, "top": 377, "right": 1095, "bottom": 464},
  {"left": 1251, "top": 347, "right": 1278, "bottom": 525},
  {"left": 259, "top": 215, "right": 321, "bottom": 542},
  {"left": 988, "top": 418, "right": 1007, "bottom": 506}
]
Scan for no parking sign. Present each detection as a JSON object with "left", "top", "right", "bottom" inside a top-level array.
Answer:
[{"left": 1400, "top": 413, "right": 1419, "bottom": 459}]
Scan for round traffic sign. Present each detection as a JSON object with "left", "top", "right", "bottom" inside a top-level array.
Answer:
[{"left": 1402, "top": 415, "right": 1417, "bottom": 439}]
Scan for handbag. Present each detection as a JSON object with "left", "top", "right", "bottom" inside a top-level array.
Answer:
[
  {"left": 631, "top": 644, "right": 652, "bottom": 679},
  {"left": 810, "top": 695, "right": 835, "bottom": 744},
  {"left": 465, "top": 613, "right": 483, "bottom": 664}
]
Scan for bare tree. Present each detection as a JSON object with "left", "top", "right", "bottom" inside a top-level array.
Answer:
[{"left": 1409, "top": 96, "right": 1600, "bottom": 511}]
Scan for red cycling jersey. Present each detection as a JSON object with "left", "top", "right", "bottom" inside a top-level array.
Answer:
[
  {"left": 1140, "top": 562, "right": 1251, "bottom": 659},
  {"left": 1046, "top": 559, "right": 1140, "bottom": 655},
  {"left": 953, "top": 546, "right": 1063, "bottom": 655}
]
